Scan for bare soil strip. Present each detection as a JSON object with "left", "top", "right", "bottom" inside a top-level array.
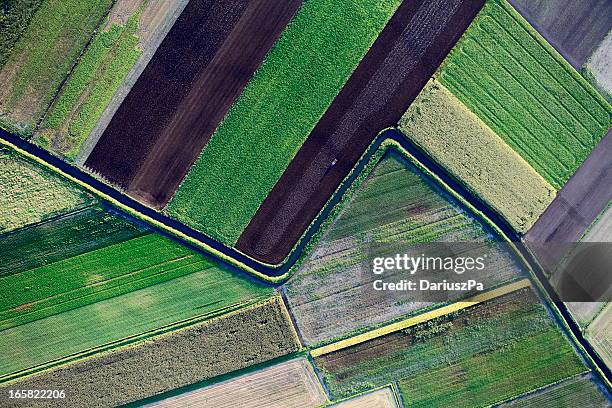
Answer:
[
  {"left": 237, "top": 0, "right": 485, "bottom": 264},
  {"left": 525, "top": 130, "right": 612, "bottom": 269},
  {"left": 85, "top": 0, "right": 301, "bottom": 208},
  {"left": 508, "top": 0, "right": 612, "bottom": 68}
]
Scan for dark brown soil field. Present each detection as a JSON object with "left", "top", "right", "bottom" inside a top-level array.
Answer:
[
  {"left": 525, "top": 130, "right": 612, "bottom": 270},
  {"left": 236, "top": 0, "right": 485, "bottom": 264},
  {"left": 508, "top": 0, "right": 612, "bottom": 68},
  {"left": 85, "top": 0, "right": 301, "bottom": 208}
]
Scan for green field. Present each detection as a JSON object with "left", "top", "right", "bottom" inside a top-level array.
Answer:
[
  {"left": 0, "top": 206, "right": 146, "bottom": 277},
  {"left": 0, "top": 233, "right": 225, "bottom": 330},
  {"left": 438, "top": 0, "right": 611, "bottom": 189},
  {"left": 399, "top": 80, "right": 555, "bottom": 233},
  {"left": 0, "top": 0, "right": 44, "bottom": 68},
  {"left": 0, "top": 0, "right": 112, "bottom": 133},
  {"left": 501, "top": 375, "right": 609, "bottom": 408},
  {"left": 37, "top": 10, "right": 142, "bottom": 159},
  {"left": 0, "top": 257, "right": 272, "bottom": 377},
  {"left": 314, "top": 289, "right": 585, "bottom": 405},
  {"left": 285, "top": 151, "right": 523, "bottom": 344},
  {"left": 0, "top": 147, "right": 91, "bottom": 233},
  {"left": 168, "top": 0, "right": 402, "bottom": 244}
]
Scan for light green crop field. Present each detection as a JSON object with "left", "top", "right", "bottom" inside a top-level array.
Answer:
[
  {"left": 0, "top": 206, "right": 147, "bottom": 277},
  {"left": 500, "top": 375, "right": 609, "bottom": 408},
  {"left": 286, "top": 151, "right": 523, "bottom": 345},
  {"left": 0, "top": 0, "right": 44, "bottom": 68},
  {"left": 315, "top": 289, "right": 585, "bottom": 405},
  {"left": 438, "top": 0, "right": 611, "bottom": 189},
  {"left": 0, "top": 147, "right": 91, "bottom": 233},
  {"left": 168, "top": 0, "right": 402, "bottom": 244},
  {"left": 37, "top": 11, "right": 142, "bottom": 160},
  {"left": 0, "top": 259, "right": 272, "bottom": 378},
  {"left": 0, "top": 0, "right": 112, "bottom": 133},
  {"left": 399, "top": 80, "right": 555, "bottom": 233}
]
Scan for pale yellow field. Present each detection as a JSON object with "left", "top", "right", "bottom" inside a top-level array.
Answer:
[
  {"left": 147, "top": 358, "right": 327, "bottom": 408},
  {"left": 330, "top": 387, "right": 397, "bottom": 408},
  {"left": 398, "top": 79, "right": 556, "bottom": 233},
  {"left": 586, "top": 303, "right": 612, "bottom": 368}
]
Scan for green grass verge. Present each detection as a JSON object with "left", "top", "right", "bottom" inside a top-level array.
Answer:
[
  {"left": 37, "top": 12, "right": 142, "bottom": 159},
  {"left": 0, "top": 234, "right": 219, "bottom": 330},
  {"left": 399, "top": 79, "right": 555, "bottom": 233},
  {"left": 0, "top": 206, "right": 147, "bottom": 277},
  {"left": 0, "top": 259, "right": 272, "bottom": 377},
  {"left": 168, "top": 0, "right": 402, "bottom": 244},
  {"left": 0, "top": 0, "right": 112, "bottom": 129},
  {"left": 0, "top": 0, "right": 44, "bottom": 68},
  {"left": 0, "top": 147, "right": 91, "bottom": 233},
  {"left": 315, "top": 289, "right": 585, "bottom": 403},
  {"left": 438, "top": 0, "right": 611, "bottom": 189}
]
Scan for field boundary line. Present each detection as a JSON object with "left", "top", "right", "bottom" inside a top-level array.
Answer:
[{"left": 310, "top": 279, "right": 530, "bottom": 357}]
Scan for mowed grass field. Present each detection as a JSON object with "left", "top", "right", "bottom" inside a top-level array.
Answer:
[
  {"left": 285, "top": 152, "right": 524, "bottom": 345},
  {"left": 0, "top": 256, "right": 272, "bottom": 377},
  {"left": 36, "top": 4, "right": 142, "bottom": 160},
  {"left": 0, "top": 147, "right": 91, "bottom": 233},
  {"left": 438, "top": 0, "right": 611, "bottom": 189},
  {"left": 168, "top": 0, "right": 402, "bottom": 244},
  {"left": 399, "top": 80, "right": 555, "bottom": 233},
  {"left": 0, "top": 0, "right": 112, "bottom": 134},
  {"left": 314, "top": 289, "right": 586, "bottom": 406},
  {"left": 0, "top": 298, "right": 299, "bottom": 407}
]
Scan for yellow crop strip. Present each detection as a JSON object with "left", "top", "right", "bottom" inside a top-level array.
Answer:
[{"left": 310, "top": 279, "right": 531, "bottom": 357}]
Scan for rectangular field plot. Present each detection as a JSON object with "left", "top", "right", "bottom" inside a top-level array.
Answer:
[
  {"left": 0, "top": 147, "right": 91, "bottom": 233},
  {"left": 0, "top": 258, "right": 272, "bottom": 378},
  {"left": 499, "top": 374, "right": 610, "bottom": 408},
  {"left": 399, "top": 80, "right": 555, "bottom": 233},
  {"left": 148, "top": 358, "right": 327, "bottom": 408},
  {"left": 0, "top": 206, "right": 146, "bottom": 277},
  {"left": 438, "top": 0, "right": 611, "bottom": 190},
  {"left": 0, "top": 297, "right": 299, "bottom": 407},
  {"left": 284, "top": 152, "right": 524, "bottom": 345},
  {"left": 167, "top": 0, "right": 402, "bottom": 244},
  {"left": 0, "top": 0, "right": 112, "bottom": 133},
  {"left": 314, "top": 288, "right": 586, "bottom": 406},
  {"left": 331, "top": 388, "right": 397, "bottom": 408}
]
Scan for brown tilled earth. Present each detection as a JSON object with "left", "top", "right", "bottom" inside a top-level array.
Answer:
[
  {"left": 236, "top": 0, "right": 486, "bottom": 264},
  {"left": 85, "top": 0, "right": 301, "bottom": 208}
]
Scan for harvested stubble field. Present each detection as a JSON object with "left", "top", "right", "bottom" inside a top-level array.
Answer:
[
  {"left": 0, "top": 206, "right": 146, "bottom": 277},
  {"left": 330, "top": 388, "right": 397, "bottom": 408},
  {"left": 586, "top": 303, "right": 612, "bottom": 369},
  {"left": 167, "top": 0, "right": 403, "bottom": 244},
  {"left": 0, "top": 147, "right": 91, "bottom": 233},
  {"left": 284, "top": 152, "right": 524, "bottom": 345},
  {"left": 508, "top": 0, "right": 611, "bottom": 68},
  {"left": 148, "top": 358, "right": 327, "bottom": 408},
  {"left": 438, "top": 0, "right": 611, "bottom": 190},
  {"left": 0, "top": 0, "right": 112, "bottom": 133},
  {"left": 499, "top": 374, "right": 610, "bottom": 408},
  {"left": 0, "top": 256, "right": 271, "bottom": 378},
  {"left": 86, "top": 0, "right": 302, "bottom": 208},
  {"left": 314, "top": 289, "right": 586, "bottom": 406},
  {"left": 237, "top": 0, "right": 486, "bottom": 264},
  {"left": 35, "top": 0, "right": 145, "bottom": 160},
  {"left": 399, "top": 79, "right": 555, "bottom": 233},
  {"left": 0, "top": 233, "right": 222, "bottom": 330},
  {"left": 0, "top": 297, "right": 300, "bottom": 408}
]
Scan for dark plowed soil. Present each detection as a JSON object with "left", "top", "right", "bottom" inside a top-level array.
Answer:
[
  {"left": 237, "top": 0, "right": 485, "bottom": 264},
  {"left": 525, "top": 130, "right": 612, "bottom": 269},
  {"left": 85, "top": 0, "right": 301, "bottom": 208},
  {"left": 508, "top": 0, "right": 612, "bottom": 68}
]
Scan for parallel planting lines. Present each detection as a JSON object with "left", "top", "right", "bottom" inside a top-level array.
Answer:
[{"left": 236, "top": 0, "right": 486, "bottom": 264}]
